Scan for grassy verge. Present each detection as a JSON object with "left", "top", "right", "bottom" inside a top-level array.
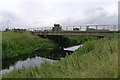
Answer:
[
  {"left": 63, "top": 36, "right": 96, "bottom": 47},
  {"left": 3, "top": 34, "right": 118, "bottom": 78},
  {"left": 2, "top": 31, "right": 58, "bottom": 59}
]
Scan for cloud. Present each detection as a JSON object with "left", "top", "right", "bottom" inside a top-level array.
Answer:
[
  {"left": 1, "top": 11, "right": 18, "bottom": 20},
  {"left": 0, "top": 0, "right": 118, "bottom": 30},
  {"left": 60, "top": 5, "right": 117, "bottom": 26}
]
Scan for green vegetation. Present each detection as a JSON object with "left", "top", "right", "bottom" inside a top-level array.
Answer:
[
  {"left": 2, "top": 32, "right": 58, "bottom": 59},
  {"left": 0, "top": 32, "right": 2, "bottom": 56},
  {"left": 0, "top": 32, "right": 2, "bottom": 79},
  {"left": 3, "top": 34, "right": 118, "bottom": 78},
  {"left": 52, "top": 24, "right": 62, "bottom": 31},
  {"left": 63, "top": 36, "right": 96, "bottom": 47},
  {"left": 2, "top": 31, "right": 95, "bottom": 59}
]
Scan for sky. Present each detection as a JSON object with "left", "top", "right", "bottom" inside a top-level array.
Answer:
[{"left": 0, "top": 0, "right": 119, "bottom": 30}]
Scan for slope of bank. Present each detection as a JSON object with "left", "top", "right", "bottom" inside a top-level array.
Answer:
[
  {"left": 63, "top": 36, "right": 96, "bottom": 48},
  {"left": 3, "top": 34, "right": 118, "bottom": 78},
  {"left": 2, "top": 32, "right": 58, "bottom": 59}
]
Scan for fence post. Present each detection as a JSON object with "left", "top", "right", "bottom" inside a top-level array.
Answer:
[
  {"left": 103, "top": 25, "right": 105, "bottom": 30},
  {"left": 96, "top": 25, "right": 98, "bottom": 30},
  {"left": 113, "top": 25, "right": 116, "bottom": 31},
  {"left": 73, "top": 26, "right": 74, "bottom": 31},
  {"left": 79, "top": 26, "right": 81, "bottom": 31},
  {"left": 86, "top": 26, "right": 89, "bottom": 30},
  {"left": 66, "top": 27, "right": 68, "bottom": 31}
]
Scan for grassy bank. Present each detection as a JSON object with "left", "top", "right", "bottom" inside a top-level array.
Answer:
[
  {"left": 0, "top": 32, "right": 2, "bottom": 56},
  {"left": 2, "top": 31, "right": 58, "bottom": 59},
  {"left": 63, "top": 36, "right": 96, "bottom": 47},
  {"left": 0, "top": 32, "right": 2, "bottom": 55},
  {"left": 3, "top": 34, "right": 118, "bottom": 78},
  {"left": 0, "top": 32, "right": 2, "bottom": 78}
]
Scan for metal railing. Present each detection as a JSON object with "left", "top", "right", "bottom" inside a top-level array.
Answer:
[{"left": 27, "top": 25, "right": 118, "bottom": 32}]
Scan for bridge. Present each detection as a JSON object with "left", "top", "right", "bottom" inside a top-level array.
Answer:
[{"left": 28, "top": 25, "right": 120, "bottom": 37}]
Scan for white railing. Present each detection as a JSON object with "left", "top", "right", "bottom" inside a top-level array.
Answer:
[{"left": 27, "top": 25, "right": 118, "bottom": 32}]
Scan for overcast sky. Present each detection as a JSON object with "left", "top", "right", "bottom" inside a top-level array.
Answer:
[{"left": 0, "top": 0, "right": 119, "bottom": 30}]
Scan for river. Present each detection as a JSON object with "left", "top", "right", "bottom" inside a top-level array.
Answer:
[{"left": 1, "top": 45, "right": 82, "bottom": 74}]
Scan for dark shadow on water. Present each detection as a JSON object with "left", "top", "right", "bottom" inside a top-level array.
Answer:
[{"left": 2, "top": 48, "right": 72, "bottom": 70}]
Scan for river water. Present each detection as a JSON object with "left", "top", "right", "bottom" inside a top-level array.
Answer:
[
  {"left": 1, "top": 56, "right": 54, "bottom": 74},
  {"left": 1, "top": 45, "right": 82, "bottom": 74}
]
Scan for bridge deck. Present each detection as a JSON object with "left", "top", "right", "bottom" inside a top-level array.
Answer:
[{"left": 32, "top": 31, "right": 119, "bottom": 36}]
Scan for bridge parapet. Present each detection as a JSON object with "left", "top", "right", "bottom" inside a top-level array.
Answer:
[
  {"left": 28, "top": 25, "right": 118, "bottom": 32},
  {"left": 28, "top": 25, "right": 119, "bottom": 37}
]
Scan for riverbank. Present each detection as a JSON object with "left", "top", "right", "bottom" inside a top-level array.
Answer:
[
  {"left": 3, "top": 34, "right": 118, "bottom": 78},
  {"left": 2, "top": 31, "right": 58, "bottom": 59},
  {"left": 2, "top": 31, "right": 96, "bottom": 70},
  {"left": 63, "top": 36, "right": 96, "bottom": 48}
]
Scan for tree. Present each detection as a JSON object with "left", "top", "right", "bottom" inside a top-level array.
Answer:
[{"left": 52, "top": 24, "right": 62, "bottom": 31}]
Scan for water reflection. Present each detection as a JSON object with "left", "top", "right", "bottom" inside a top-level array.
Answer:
[
  {"left": 2, "top": 49, "right": 68, "bottom": 70},
  {"left": 1, "top": 45, "right": 81, "bottom": 74},
  {"left": 2, "top": 51, "right": 45, "bottom": 69},
  {"left": 1, "top": 56, "right": 54, "bottom": 74}
]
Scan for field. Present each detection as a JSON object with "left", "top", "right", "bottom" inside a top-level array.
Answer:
[{"left": 3, "top": 34, "right": 118, "bottom": 78}]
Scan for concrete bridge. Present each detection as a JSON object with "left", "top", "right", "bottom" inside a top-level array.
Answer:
[{"left": 28, "top": 25, "right": 120, "bottom": 37}]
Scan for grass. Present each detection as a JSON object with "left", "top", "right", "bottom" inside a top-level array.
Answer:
[
  {"left": 0, "top": 31, "right": 2, "bottom": 56},
  {"left": 0, "top": 31, "right": 2, "bottom": 79},
  {"left": 63, "top": 36, "right": 96, "bottom": 47},
  {"left": 0, "top": 32, "right": 2, "bottom": 56},
  {"left": 2, "top": 34, "right": 118, "bottom": 78},
  {"left": 2, "top": 31, "right": 58, "bottom": 59}
]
